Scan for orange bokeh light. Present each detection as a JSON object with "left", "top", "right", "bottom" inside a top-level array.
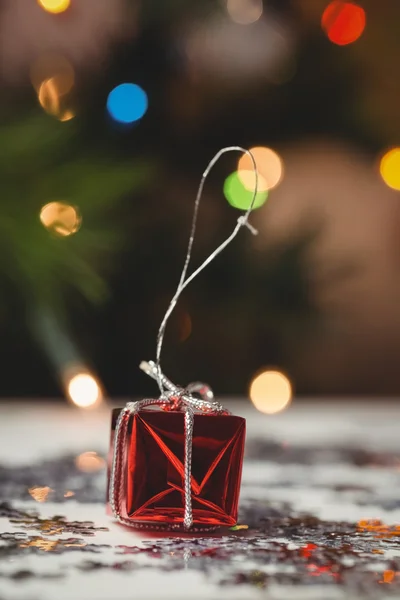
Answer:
[
  {"left": 238, "top": 146, "right": 283, "bottom": 192},
  {"left": 40, "top": 202, "right": 81, "bottom": 237},
  {"left": 321, "top": 2, "right": 366, "bottom": 46}
]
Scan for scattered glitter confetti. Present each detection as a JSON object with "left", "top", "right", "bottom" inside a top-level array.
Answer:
[
  {"left": 0, "top": 503, "right": 108, "bottom": 537},
  {"left": 1, "top": 438, "right": 400, "bottom": 595},
  {"left": 28, "top": 486, "right": 53, "bottom": 502}
]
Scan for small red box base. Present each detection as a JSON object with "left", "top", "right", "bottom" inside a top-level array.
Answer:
[{"left": 108, "top": 408, "right": 245, "bottom": 528}]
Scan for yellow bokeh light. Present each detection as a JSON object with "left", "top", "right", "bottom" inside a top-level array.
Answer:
[
  {"left": 249, "top": 369, "right": 292, "bottom": 414},
  {"left": 75, "top": 452, "right": 105, "bottom": 472},
  {"left": 40, "top": 202, "right": 81, "bottom": 237},
  {"left": 38, "top": 77, "right": 75, "bottom": 121},
  {"left": 67, "top": 373, "right": 102, "bottom": 408},
  {"left": 238, "top": 147, "right": 283, "bottom": 192},
  {"left": 38, "top": 0, "right": 71, "bottom": 14},
  {"left": 380, "top": 148, "right": 400, "bottom": 191},
  {"left": 226, "top": 0, "right": 263, "bottom": 24}
]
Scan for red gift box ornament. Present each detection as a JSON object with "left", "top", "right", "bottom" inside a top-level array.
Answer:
[
  {"left": 109, "top": 361, "right": 246, "bottom": 531},
  {"left": 108, "top": 146, "right": 259, "bottom": 532}
]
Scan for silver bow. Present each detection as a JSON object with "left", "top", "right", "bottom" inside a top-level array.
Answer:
[{"left": 109, "top": 361, "right": 230, "bottom": 531}]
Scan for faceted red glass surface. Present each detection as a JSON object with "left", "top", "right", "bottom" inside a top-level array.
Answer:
[{"left": 108, "top": 408, "right": 245, "bottom": 527}]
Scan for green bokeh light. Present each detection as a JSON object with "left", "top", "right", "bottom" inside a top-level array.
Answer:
[{"left": 223, "top": 171, "right": 268, "bottom": 210}]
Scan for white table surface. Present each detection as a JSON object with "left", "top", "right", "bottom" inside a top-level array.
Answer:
[{"left": 1, "top": 399, "right": 400, "bottom": 600}]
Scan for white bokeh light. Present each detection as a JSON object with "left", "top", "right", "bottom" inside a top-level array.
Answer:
[
  {"left": 67, "top": 373, "right": 102, "bottom": 408},
  {"left": 249, "top": 370, "right": 292, "bottom": 414}
]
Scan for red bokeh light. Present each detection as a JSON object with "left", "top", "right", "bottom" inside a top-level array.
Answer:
[{"left": 321, "top": 1, "right": 366, "bottom": 46}]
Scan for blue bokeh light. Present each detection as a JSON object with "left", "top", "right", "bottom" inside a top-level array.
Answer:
[{"left": 106, "top": 83, "right": 148, "bottom": 124}]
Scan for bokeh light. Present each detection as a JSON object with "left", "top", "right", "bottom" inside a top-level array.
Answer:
[
  {"left": 107, "top": 83, "right": 148, "bottom": 124},
  {"left": 67, "top": 373, "right": 102, "bottom": 408},
  {"left": 30, "top": 54, "right": 74, "bottom": 94},
  {"left": 238, "top": 146, "right": 283, "bottom": 192},
  {"left": 226, "top": 0, "right": 263, "bottom": 25},
  {"left": 321, "top": 2, "right": 366, "bottom": 46},
  {"left": 224, "top": 171, "right": 268, "bottom": 210},
  {"left": 380, "top": 148, "right": 400, "bottom": 191},
  {"left": 38, "top": 77, "right": 75, "bottom": 121},
  {"left": 38, "top": 78, "right": 59, "bottom": 115},
  {"left": 40, "top": 202, "right": 81, "bottom": 237},
  {"left": 37, "top": 0, "right": 71, "bottom": 14},
  {"left": 75, "top": 451, "right": 106, "bottom": 472},
  {"left": 58, "top": 109, "right": 75, "bottom": 122},
  {"left": 249, "top": 369, "right": 292, "bottom": 414}
]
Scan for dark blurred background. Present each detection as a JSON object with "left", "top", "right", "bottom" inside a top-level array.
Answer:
[{"left": 1, "top": 0, "right": 400, "bottom": 403}]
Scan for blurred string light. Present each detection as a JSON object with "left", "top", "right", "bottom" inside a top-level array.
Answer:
[
  {"left": 67, "top": 372, "right": 103, "bottom": 408},
  {"left": 238, "top": 146, "right": 283, "bottom": 192},
  {"left": 321, "top": 1, "right": 366, "bottom": 46},
  {"left": 226, "top": 0, "right": 263, "bottom": 25},
  {"left": 75, "top": 451, "right": 105, "bottom": 472},
  {"left": 224, "top": 171, "right": 268, "bottom": 210},
  {"left": 37, "top": 0, "right": 71, "bottom": 14},
  {"left": 107, "top": 83, "right": 148, "bottom": 124},
  {"left": 249, "top": 369, "right": 292, "bottom": 414},
  {"left": 380, "top": 148, "right": 400, "bottom": 191},
  {"left": 40, "top": 202, "right": 81, "bottom": 237}
]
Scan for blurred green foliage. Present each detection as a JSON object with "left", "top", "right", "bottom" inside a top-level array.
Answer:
[{"left": 0, "top": 113, "right": 148, "bottom": 323}]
